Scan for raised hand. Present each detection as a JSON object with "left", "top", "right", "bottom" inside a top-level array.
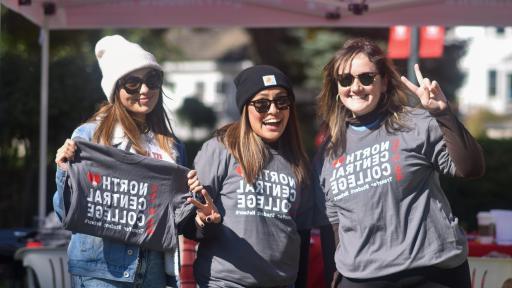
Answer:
[
  {"left": 401, "top": 64, "right": 448, "bottom": 113},
  {"left": 187, "top": 170, "right": 221, "bottom": 226},
  {"left": 55, "top": 139, "right": 76, "bottom": 171}
]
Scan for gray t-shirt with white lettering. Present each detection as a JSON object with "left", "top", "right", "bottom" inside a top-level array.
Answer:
[
  {"left": 193, "top": 138, "right": 312, "bottom": 287},
  {"left": 315, "top": 108, "right": 467, "bottom": 279},
  {"left": 62, "top": 139, "right": 191, "bottom": 252}
]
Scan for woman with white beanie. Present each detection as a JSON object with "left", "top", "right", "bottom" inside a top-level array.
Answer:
[{"left": 53, "top": 35, "right": 186, "bottom": 288}]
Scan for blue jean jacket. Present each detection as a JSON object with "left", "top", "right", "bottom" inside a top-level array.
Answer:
[{"left": 53, "top": 122, "right": 187, "bottom": 282}]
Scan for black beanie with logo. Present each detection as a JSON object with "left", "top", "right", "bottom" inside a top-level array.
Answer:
[{"left": 234, "top": 65, "right": 295, "bottom": 114}]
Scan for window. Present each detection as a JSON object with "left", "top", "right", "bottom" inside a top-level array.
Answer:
[
  {"left": 167, "top": 82, "right": 176, "bottom": 93},
  {"left": 488, "top": 70, "right": 497, "bottom": 97},
  {"left": 508, "top": 73, "right": 512, "bottom": 100},
  {"left": 216, "top": 81, "right": 228, "bottom": 94},
  {"left": 195, "top": 82, "right": 205, "bottom": 101}
]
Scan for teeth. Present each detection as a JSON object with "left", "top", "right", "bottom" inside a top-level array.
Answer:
[{"left": 263, "top": 119, "right": 280, "bottom": 125}]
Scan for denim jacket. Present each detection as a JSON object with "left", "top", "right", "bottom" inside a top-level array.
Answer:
[{"left": 53, "top": 122, "right": 187, "bottom": 282}]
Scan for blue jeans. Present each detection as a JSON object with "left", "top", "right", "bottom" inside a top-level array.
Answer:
[{"left": 71, "top": 249, "right": 166, "bottom": 288}]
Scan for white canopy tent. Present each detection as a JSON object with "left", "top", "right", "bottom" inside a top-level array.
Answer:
[
  {"left": 3, "top": 0, "right": 512, "bottom": 29},
  {"left": 1, "top": 0, "right": 512, "bottom": 226}
]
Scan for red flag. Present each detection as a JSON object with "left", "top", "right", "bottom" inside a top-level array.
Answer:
[
  {"left": 419, "top": 26, "right": 445, "bottom": 58},
  {"left": 388, "top": 26, "right": 411, "bottom": 59}
]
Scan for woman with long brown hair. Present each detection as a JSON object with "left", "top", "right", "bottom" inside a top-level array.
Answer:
[
  {"left": 315, "top": 38, "right": 485, "bottom": 287},
  {"left": 184, "top": 65, "right": 313, "bottom": 287},
  {"left": 53, "top": 35, "right": 185, "bottom": 288}
]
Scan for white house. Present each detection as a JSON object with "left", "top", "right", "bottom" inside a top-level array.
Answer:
[
  {"left": 162, "top": 60, "right": 253, "bottom": 140},
  {"left": 452, "top": 26, "right": 512, "bottom": 116}
]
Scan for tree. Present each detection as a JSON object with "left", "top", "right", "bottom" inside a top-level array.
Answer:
[
  {"left": 0, "top": 7, "right": 182, "bottom": 226},
  {"left": 176, "top": 97, "right": 217, "bottom": 130}
]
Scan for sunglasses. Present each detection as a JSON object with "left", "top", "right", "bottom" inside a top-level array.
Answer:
[
  {"left": 249, "top": 96, "right": 292, "bottom": 113},
  {"left": 337, "top": 72, "right": 379, "bottom": 87},
  {"left": 118, "top": 70, "right": 163, "bottom": 94}
]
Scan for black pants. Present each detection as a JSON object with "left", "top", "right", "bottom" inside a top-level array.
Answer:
[{"left": 336, "top": 260, "right": 471, "bottom": 288}]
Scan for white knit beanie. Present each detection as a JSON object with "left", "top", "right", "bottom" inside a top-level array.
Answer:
[{"left": 95, "top": 35, "right": 162, "bottom": 102}]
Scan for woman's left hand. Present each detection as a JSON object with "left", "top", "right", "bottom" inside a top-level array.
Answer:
[{"left": 401, "top": 64, "right": 448, "bottom": 113}]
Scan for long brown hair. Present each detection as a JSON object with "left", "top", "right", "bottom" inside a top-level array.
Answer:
[
  {"left": 88, "top": 82, "right": 176, "bottom": 159},
  {"left": 317, "top": 38, "right": 411, "bottom": 157},
  {"left": 216, "top": 99, "right": 310, "bottom": 187}
]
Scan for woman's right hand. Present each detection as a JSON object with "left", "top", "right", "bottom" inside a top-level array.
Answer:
[
  {"left": 401, "top": 64, "right": 449, "bottom": 113},
  {"left": 55, "top": 139, "right": 76, "bottom": 171},
  {"left": 187, "top": 170, "right": 222, "bottom": 227}
]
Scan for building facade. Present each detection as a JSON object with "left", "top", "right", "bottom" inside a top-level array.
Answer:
[{"left": 453, "top": 26, "right": 512, "bottom": 116}]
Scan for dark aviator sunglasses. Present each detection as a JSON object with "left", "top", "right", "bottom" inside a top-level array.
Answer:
[
  {"left": 249, "top": 96, "right": 292, "bottom": 113},
  {"left": 337, "top": 72, "right": 379, "bottom": 87},
  {"left": 118, "top": 70, "right": 163, "bottom": 94}
]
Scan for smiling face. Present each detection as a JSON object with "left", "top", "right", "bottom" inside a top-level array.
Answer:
[
  {"left": 117, "top": 67, "right": 161, "bottom": 119},
  {"left": 337, "top": 53, "right": 387, "bottom": 116},
  {"left": 247, "top": 87, "right": 290, "bottom": 143}
]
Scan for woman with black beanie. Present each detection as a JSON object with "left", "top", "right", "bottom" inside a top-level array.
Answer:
[{"left": 183, "top": 65, "right": 313, "bottom": 287}]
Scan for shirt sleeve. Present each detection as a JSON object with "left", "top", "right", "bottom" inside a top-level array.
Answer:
[
  {"left": 52, "top": 168, "right": 67, "bottom": 221},
  {"left": 193, "top": 138, "right": 229, "bottom": 203},
  {"left": 424, "top": 108, "right": 485, "bottom": 178},
  {"left": 174, "top": 142, "right": 196, "bottom": 233},
  {"left": 188, "top": 138, "right": 229, "bottom": 239},
  {"left": 293, "top": 180, "right": 315, "bottom": 230},
  {"left": 176, "top": 141, "right": 188, "bottom": 167},
  {"left": 312, "top": 146, "right": 339, "bottom": 226},
  {"left": 432, "top": 108, "right": 485, "bottom": 178}
]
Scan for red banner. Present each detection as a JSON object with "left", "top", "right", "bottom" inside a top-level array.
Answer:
[
  {"left": 387, "top": 26, "right": 411, "bottom": 59},
  {"left": 388, "top": 25, "right": 445, "bottom": 59},
  {"left": 419, "top": 26, "right": 445, "bottom": 58}
]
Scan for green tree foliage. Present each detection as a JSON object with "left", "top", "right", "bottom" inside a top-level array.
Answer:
[
  {"left": 441, "top": 138, "right": 512, "bottom": 232},
  {"left": 0, "top": 11, "right": 105, "bottom": 226},
  {"left": 0, "top": 7, "right": 179, "bottom": 227},
  {"left": 463, "top": 108, "right": 510, "bottom": 139},
  {"left": 176, "top": 97, "right": 217, "bottom": 129}
]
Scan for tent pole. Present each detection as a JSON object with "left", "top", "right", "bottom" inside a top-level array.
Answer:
[
  {"left": 407, "top": 26, "right": 420, "bottom": 106},
  {"left": 407, "top": 26, "right": 418, "bottom": 82},
  {"left": 38, "top": 23, "right": 49, "bottom": 228}
]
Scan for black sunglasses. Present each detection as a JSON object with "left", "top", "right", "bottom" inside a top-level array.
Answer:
[
  {"left": 249, "top": 96, "right": 291, "bottom": 113},
  {"left": 118, "top": 70, "right": 163, "bottom": 94},
  {"left": 337, "top": 72, "right": 378, "bottom": 87}
]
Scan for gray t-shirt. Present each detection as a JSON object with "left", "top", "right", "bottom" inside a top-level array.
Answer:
[
  {"left": 193, "top": 138, "right": 313, "bottom": 287},
  {"left": 315, "top": 108, "right": 467, "bottom": 279},
  {"left": 61, "top": 139, "right": 191, "bottom": 252}
]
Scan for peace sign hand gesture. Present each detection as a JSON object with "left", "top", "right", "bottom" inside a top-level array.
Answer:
[
  {"left": 401, "top": 64, "right": 448, "bottom": 113},
  {"left": 187, "top": 170, "right": 222, "bottom": 227}
]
